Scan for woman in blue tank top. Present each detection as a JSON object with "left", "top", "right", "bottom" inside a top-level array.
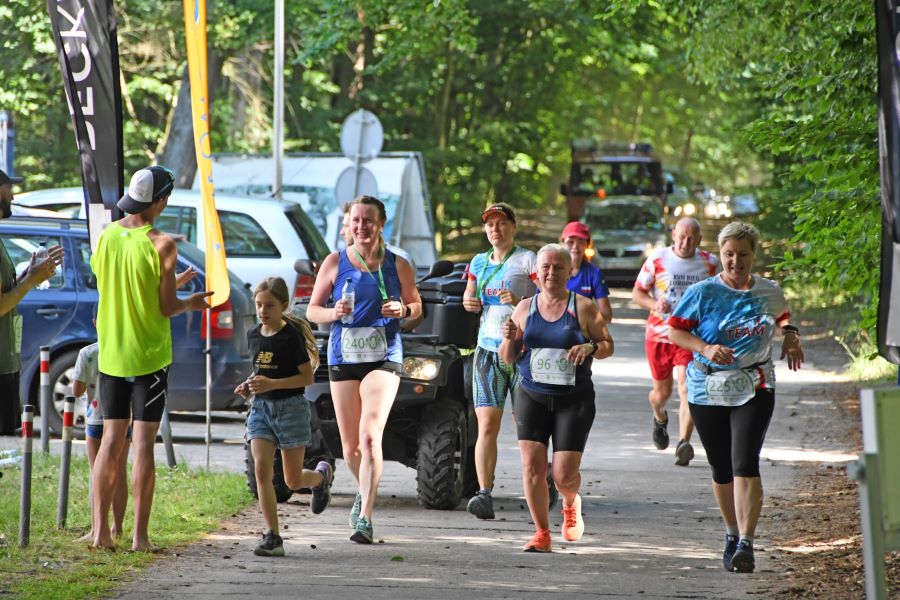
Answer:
[
  {"left": 307, "top": 196, "right": 422, "bottom": 544},
  {"left": 499, "top": 243, "right": 613, "bottom": 553}
]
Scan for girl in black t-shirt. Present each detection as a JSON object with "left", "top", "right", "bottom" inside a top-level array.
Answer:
[{"left": 234, "top": 277, "right": 333, "bottom": 557}]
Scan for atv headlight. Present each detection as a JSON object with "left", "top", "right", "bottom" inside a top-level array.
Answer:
[{"left": 403, "top": 357, "right": 441, "bottom": 381}]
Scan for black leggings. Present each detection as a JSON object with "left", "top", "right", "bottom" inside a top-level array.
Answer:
[
  {"left": 689, "top": 390, "right": 775, "bottom": 484},
  {"left": 514, "top": 385, "right": 596, "bottom": 452}
]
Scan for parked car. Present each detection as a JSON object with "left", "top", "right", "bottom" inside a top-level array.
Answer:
[
  {"left": 581, "top": 198, "right": 667, "bottom": 287},
  {"left": 0, "top": 216, "right": 253, "bottom": 434},
  {"left": 15, "top": 188, "right": 330, "bottom": 304}
]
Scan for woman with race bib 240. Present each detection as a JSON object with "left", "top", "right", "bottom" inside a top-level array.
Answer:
[
  {"left": 307, "top": 195, "right": 422, "bottom": 544},
  {"left": 462, "top": 203, "right": 538, "bottom": 520},
  {"left": 668, "top": 222, "right": 804, "bottom": 574}
]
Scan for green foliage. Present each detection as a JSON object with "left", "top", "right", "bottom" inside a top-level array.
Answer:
[
  {"left": 676, "top": 1, "right": 882, "bottom": 354},
  {"left": 0, "top": 453, "right": 250, "bottom": 599}
]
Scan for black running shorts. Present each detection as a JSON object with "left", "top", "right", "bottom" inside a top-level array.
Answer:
[{"left": 98, "top": 367, "right": 168, "bottom": 422}]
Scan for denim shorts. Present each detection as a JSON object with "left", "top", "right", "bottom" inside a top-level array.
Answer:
[
  {"left": 85, "top": 423, "right": 133, "bottom": 440},
  {"left": 246, "top": 394, "right": 311, "bottom": 449}
]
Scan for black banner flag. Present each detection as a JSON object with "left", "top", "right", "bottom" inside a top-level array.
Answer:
[
  {"left": 46, "top": 0, "right": 124, "bottom": 246},
  {"left": 875, "top": 0, "right": 900, "bottom": 364}
]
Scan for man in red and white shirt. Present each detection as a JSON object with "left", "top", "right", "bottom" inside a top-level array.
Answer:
[{"left": 632, "top": 218, "right": 718, "bottom": 466}]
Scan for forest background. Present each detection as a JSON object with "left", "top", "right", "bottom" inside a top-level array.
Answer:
[{"left": 0, "top": 1, "right": 891, "bottom": 370}]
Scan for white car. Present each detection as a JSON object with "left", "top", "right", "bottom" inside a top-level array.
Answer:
[{"left": 15, "top": 188, "right": 330, "bottom": 301}]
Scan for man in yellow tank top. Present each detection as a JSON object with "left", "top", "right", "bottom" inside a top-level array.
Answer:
[{"left": 89, "top": 166, "right": 212, "bottom": 551}]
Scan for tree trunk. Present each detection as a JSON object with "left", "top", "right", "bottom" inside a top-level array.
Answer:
[{"left": 158, "top": 51, "right": 224, "bottom": 189}]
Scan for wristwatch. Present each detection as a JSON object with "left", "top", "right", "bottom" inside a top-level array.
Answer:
[
  {"left": 588, "top": 340, "right": 599, "bottom": 355},
  {"left": 404, "top": 304, "right": 412, "bottom": 319}
]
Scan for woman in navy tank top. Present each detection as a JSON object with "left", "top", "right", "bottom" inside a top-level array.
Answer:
[
  {"left": 307, "top": 196, "right": 422, "bottom": 544},
  {"left": 499, "top": 243, "right": 613, "bottom": 553}
]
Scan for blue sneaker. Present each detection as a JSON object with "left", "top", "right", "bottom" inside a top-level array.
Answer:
[
  {"left": 350, "top": 515, "right": 373, "bottom": 544},
  {"left": 349, "top": 491, "right": 362, "bottom": 528},
  {"left": 310, "top": 461, "right": 333, "bottom": 515},
  {"left": 731, "top": 539, "right": 755, "bottom": 573},
  {"left": 722, "top": 534, "right": 739, "bottom": 571}
]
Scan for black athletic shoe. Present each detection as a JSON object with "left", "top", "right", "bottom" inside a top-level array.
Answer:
[
  {"left": 652, "top": 416, "right": 669, "bottom": 450},
  {"left": 731, "top": 539, "right": 755, "bottom": 573},
  {"left": 722, "top": 534, "right": 739, "bottom": 571},
  {"left": 467, "top": 490, "right": 495, "bottom": 519},
  {"left": 253, "top": 531, "right": 284, "bottom": 557},
  {"left": 674, "top": 440, "right": 695, "bottom": 466},
  {"left": 310, "top": 461, "right": 333, "bottom": 515}
]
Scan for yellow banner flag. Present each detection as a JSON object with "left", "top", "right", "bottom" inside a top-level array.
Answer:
[{"left": 183, "top": 0, "right": 229, "bottom": 307}]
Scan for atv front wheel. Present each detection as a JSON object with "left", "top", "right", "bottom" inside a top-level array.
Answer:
[{"left": 416, "top": 401, "right": 468, "bottom": 509}]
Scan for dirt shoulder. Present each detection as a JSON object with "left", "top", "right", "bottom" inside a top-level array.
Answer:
[{"left": 765, "top": 334, "right": 899, "bottom": 598}]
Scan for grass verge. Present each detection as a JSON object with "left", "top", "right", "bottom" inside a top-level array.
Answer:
[{"left": 0, "top": 452, "right": 251, "bottom": 599}]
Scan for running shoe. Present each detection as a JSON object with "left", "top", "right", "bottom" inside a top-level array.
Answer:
[
  {"left": 310, "top": 461, "right": 333, "bottom": 514},
  {"left": 253, "top": 531, "right": 285, "bottom": 557},
  {"left": 350, "top": 515, "right": 374, "bottom": 544},
  {"left": 561, "top": 494, "right": 584, "bottom": 542},
  {"left": 466, "top": 490, "right": 495, "bottom": 520},
  {"left": 731, "top": 539, "right": 755, "bottom": 573},
  {"left": 547, "top": 463, "right": 559, "bottom": 510},
  {"left": 349, "top": 491, "right": 362, "bottom": 528},
  {"left": 722, "top": 533, "right": 739, "bottom": 571},
  {"left": 674, "top": 440, "right": 695, "bottom": 466},
  {"left": 522, "top": 528, "right": 552, "bottom": 553},
  {"left": 652, "top": 415, "right": 669, "bottom": 450}
]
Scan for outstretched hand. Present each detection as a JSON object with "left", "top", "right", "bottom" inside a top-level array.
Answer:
[
  {"left": 185, "top": 291, "right": 214, "bottom": 312},
  {"left": 175, "top": 266, "right": 198, "bottom": 289}
]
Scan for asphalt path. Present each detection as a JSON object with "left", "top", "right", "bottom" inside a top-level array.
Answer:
[{"left": 3, "top": 290, "right": 854, "bottom": 599}]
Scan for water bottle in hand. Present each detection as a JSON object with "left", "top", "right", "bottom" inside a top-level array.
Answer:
[
  {"left": 340, "top": 278, "right": 355, "bottom": 324},
  {"left": 35, "top": 242, "right": 52, "bottom": 290}
]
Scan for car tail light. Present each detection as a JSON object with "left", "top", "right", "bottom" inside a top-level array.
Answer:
[
  {"left": 293, "top": 261, "right": 320, "bottom": 300},
  {"left": 201, "top": 298, "right": 234, "bottom": 339}
]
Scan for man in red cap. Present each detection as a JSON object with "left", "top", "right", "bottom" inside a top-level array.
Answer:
[
  {"left": 0, "top": 170, "right": 63, "bottom": 434},
  {"left": 632, "top": 217, "right": 718, "bottom": 465},
  {"left": 559, "top": 221, "right": 612, "bottom": 323}
]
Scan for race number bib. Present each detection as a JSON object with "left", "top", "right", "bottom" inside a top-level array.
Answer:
[
  {"left": 340, "top": 327, "right": 387, "bottom": 363},
  {"left": 482, "top": 304, "right": 512, "bottom": 340},
  {"left": 529, "top": 347, "right": 576, "bottom": 387},
  {"left": 13, "top": 314, "right": 22, "bottom": 354},
  {"left": 704, "top": 368, "right": 755, "bottom": 406}
]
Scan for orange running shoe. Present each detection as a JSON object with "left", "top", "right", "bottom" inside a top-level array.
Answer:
[
  {"left": 561, "top": 494, "right": 584, "bottom": 542},
  {"left": 523, "top": 528, "right": 552, "bottom": 553}
]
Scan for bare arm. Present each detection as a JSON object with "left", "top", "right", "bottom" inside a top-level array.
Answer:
[
  {"left": 153, "top": 233, "right": 212, "bottom": 317},
  {"left": 0, "top": 249, "right": 62, "bottom": 318},
  {"left": 462, "top": 276, "right": 482, "bottom": 312},
  {"left": 596, "top": 297, "right": 613, "bottom": 324},
  {"left": 247, "top": 361, "right": 314, "bottom": 395},
  {"left": 306, "top": 252, "right": 342, "bottom": 324},
  {"left": 778, "top": 321, "right": 804, "bottom": 371},
  {"left": 668, "top": 327, "right": 734, "bottom": 365},
  {"left": 632, "top": 283, "right": 668, "bottom": 314},
  {"left": 73, "top": 380, "right": 87, "bottom": 398},
  {"left": 575, "top": 296, "right": 614, "bottom": 361},
  {"left": 498, "top": 299, "right": 529, "bottom": 364},
  {"left": 382, "top": 255, "right": 422, "bottom": 320}
]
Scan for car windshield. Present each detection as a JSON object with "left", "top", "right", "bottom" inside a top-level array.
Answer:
[
  {"left": 575, "top": 162, "right": 660, "bottom": 196},
  {"left": 583, "top": 204, "right": 663, "bottom": 231}
]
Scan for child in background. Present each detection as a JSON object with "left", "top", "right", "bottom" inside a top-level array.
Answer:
[
  {"left": 235, "top": 277, "right": 333, "bottom": 557},
  {"left": 75, "top": 304, "right": 130, "bottom": 542}
]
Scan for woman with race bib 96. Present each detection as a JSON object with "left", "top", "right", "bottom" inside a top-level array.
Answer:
[
  {"left": 668, "top": 222, "right": 804, "bottom": 574},
  {"left": 499, "top": 244, "right": 612, "bottom": 553},
  {"left": 307, "top": 196, "right": 422, "bottom": 544}
]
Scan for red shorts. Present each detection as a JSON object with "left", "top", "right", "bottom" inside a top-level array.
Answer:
[{"left": 645, "top": 339, "right": 693, "bottom": 381}]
